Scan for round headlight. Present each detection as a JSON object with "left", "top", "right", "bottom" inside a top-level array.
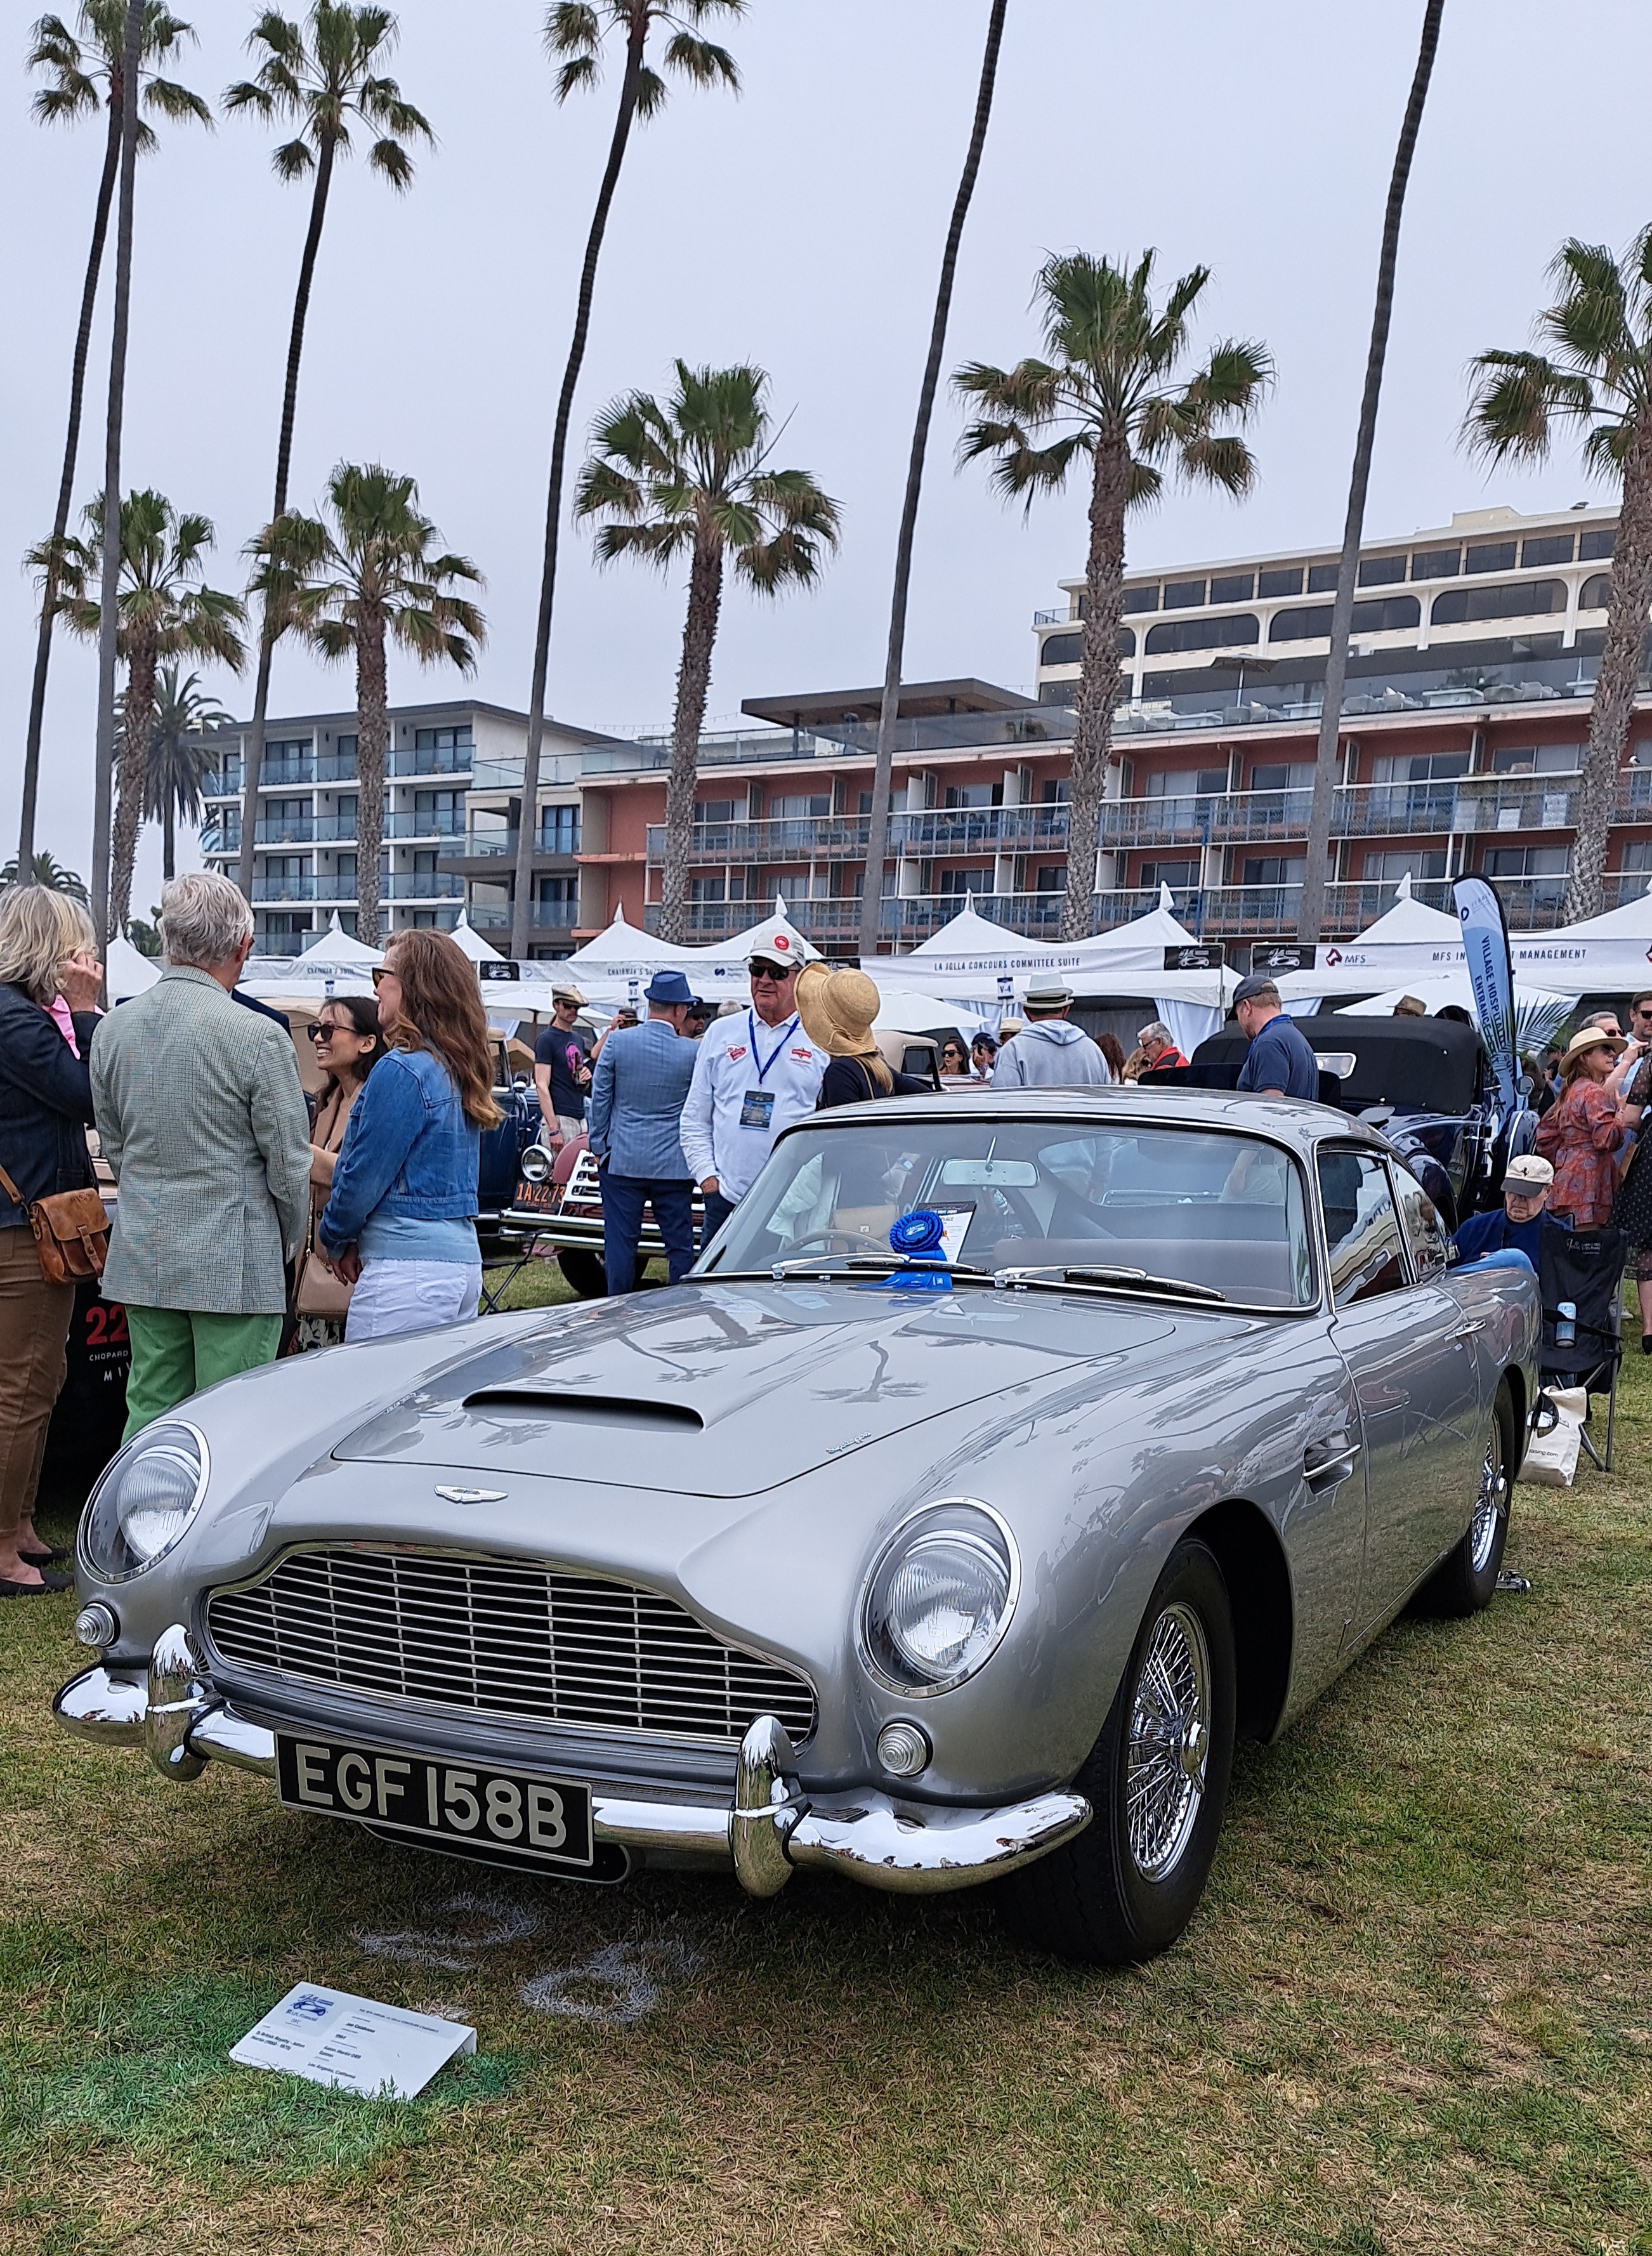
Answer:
[
  {"left": 861, "top": 1501, "right": 1018, "bottom": 1695},
  {"left": 79, "top": 1421, "right": 209, "bottom": 1582}
]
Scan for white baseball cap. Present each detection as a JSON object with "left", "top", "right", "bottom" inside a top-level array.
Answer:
[
  {"left": 745, "top": 920, "right": 815, "bottom": 973},
  {"left": 1504, "top": 1154, "right": 1554, "bottom": 1189}
]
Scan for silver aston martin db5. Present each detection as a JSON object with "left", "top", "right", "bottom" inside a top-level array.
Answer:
[{"left": 55, "top": 1091, "right": 1538, "bottom": 1963}]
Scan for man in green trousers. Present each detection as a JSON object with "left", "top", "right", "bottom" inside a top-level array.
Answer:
[{"left": 89, "top": 872, "right": 311, "bottom": 1440}]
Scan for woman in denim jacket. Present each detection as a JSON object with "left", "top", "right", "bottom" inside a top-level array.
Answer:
[{"left": 319, "top": 930, "right": 501, "bottom": 1341}]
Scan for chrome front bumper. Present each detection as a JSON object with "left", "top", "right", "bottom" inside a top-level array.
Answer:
[{"left": 54, "top": 1630, "right": 1091, "bottom": 1898}]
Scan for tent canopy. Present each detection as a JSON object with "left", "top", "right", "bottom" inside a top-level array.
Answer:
[
  {"left": 107, "top": 934, "right": 161, "bottom": 1000},
  {"left": 448, "top": 912, "right": 503, "bottom": 962}
]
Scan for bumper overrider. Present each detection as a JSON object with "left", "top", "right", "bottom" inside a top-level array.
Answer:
[{"left": 54, "top": 1626, "right": 1092, "bottom": 1898}]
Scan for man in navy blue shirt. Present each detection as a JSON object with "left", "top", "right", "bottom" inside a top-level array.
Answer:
[
  {"left": 1232, "top": 975, "right": 1320, "bottom": 1100},
  {"left": 1453, "top": 1152, "right": 1555, "bottom": 1268},
  {"left": 585, "top": 967, "right": 700, "bottom": 1294}
]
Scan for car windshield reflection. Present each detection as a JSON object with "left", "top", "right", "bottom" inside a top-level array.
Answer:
[{"left": 700, "top": 1122, "right": 1316, "bottom": 1309}]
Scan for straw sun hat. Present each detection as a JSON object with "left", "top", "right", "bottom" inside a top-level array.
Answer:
[
  {"left": 796, "top": 959, "right": 882, "bottom": 1059},
  {"left": 1560, "top": 1024, "right": 1627, "bottom": 1065}
]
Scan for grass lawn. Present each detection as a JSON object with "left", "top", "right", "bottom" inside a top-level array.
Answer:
[{"left": 2, "top": 1328, "right": 1648, "bottom": 2255}]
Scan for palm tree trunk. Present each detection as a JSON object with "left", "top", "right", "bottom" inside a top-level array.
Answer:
[
  {"left": 355, "top": 608, "right": 387, "bottom": 948},
  {"left": 235, "top": 130, "right": 338, "bottom": 907},
  {"left": 1565, "top": 415, "right": 1652, "bottom": 921},
  {"left": 1297, "top": 0, "right": 1443, "bottom": 947},
  {"left": 163, "top": 796, "right": 176, "bottom": 884},
  {"left": 858, "top": 0, "right": 1009, "bottom": 963},
  {"left": 16, "top": 94, "right": 122, "bottom": 881},
  {"left": 110, "top": 637, "right": 156, "bottom": 935},
  {"left": 511, "top": 10, "right": 648, "bottom": 962},
  {"left": 1059, "top": 435, "right": 1129, "bottom": 943},
  {"left": 90, "top": 0, "right": 143, "bottom": 955},
  {"left": 659, "top": 530, "right": 725, "bottom": 945}
]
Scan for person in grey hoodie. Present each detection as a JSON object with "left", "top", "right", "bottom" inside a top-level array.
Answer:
[{"left": 991, "top": 979, "right": 1113, "bottom": 1087}]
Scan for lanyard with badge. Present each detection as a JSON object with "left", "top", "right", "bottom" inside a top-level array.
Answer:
[{"left": 739, "top": 1008, "right": 799, "bottom": 1130}]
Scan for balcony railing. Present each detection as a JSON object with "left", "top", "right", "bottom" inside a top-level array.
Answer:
[
  {"left": 643, "top": 815, "right": 869, "bottom": 863},
  {"left": 466, "top": 900, "right": 579, "bottom": 929},
  {"left": 381, "top": 872, "right": 464, "bottom": 900},
  {"left": 452, "top": 825, "right": 582, "bottom": 860}
]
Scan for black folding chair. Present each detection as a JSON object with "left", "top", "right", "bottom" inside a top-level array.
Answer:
[{"left": 1538, "top": 1222, "right": 1625, "bottom": 1472}]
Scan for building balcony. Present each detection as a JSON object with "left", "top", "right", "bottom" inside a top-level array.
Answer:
[
  {"left": 465, "top": 900, "right": 579, "bottom": 931},
  {"left": 381, "top": 872, "right": 465, "bottom": 900},
  {"left": 643, "top": 815, "right": 870, "bottom": 864},
  {"left": 202, "top": 744, "right": 469, "bottom": 795},
  {"left": 451, "top": 825, "right": 582, "bottom": 860}
]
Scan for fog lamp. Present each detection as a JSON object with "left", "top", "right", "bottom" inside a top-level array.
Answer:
[
  {"left": 875, "top": 1719, "right": 932, "bottom": 1777},
  {"left": 74, "top": 1601, "right": 117, "bottom": 1649}
]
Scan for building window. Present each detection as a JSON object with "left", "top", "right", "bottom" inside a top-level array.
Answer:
[
  {"left": 1144, "top": 610, "right": 1260, "bottom": 657},
  {"left": 1035, "top": 865, "right": 1065, "bottom": 891},
  {"left": 1579, "top": 527, "right": 1616, "bottom": 561},
  {"left": 1139, "top": 859, "right": 1199, "bottom": 889},
  {"left": 1307, "top": 563, "right": 1340, "bottom": 593},
  {"left": 688, "top": 876, "right": 725, "bottom": 903},
  {"left": 1122, "top": 584, "right": 1160, "bottom": 613},
  {"left": 1463, "top": 540, "right": 1518, "bottom": 574},
  {"left": 540, "top": 804, "right": 580, "bottom": 853},
  {"left": 1430, "top": 577, "right": 1567, "bottom": 627},
  {"left": 1481, "top": 846, "right": 1570, "bottom": 877},
  {"left": 1162, "top": 578, "right": 1207, "bottom": 610},
  {"left": 1365, "top": 849, "right": 1446, "bottom": 881},
  {"left": 1410, "top": 546, "right": 1460, "bottom": 580},
  {"left": 536, "top": 875, "right": 579, "bottom": 912},
  {"left": 1521, "top": 532, "right": 1575, "bottom": 567},
  {"left": 414, "top": 725, "right": 474, "bottom": 750},
  {"left": 1268, "top": 596, "right": 1420, "bottom": 642},
  {"left": 773, "top": 874, "right": 809, "bottom": 900},
  {"left": 1144, "top": 766, "right": 1226, "bottom": 797},
  {"left": 944, "top": 782, "right": 1001, "bottom": 810},
  {"left": 1258, "top": 566, "right": 1304, "bottom": 599},
  {"left": 937, "top": 867, "right": 987, "bottom": 895},
  {"left": 1490, "top": 745, "right": 1581, "bottom": 775},
  {"left": 1209, "top": 572, "right": 1254, "bottom": 603},
  {"left": 1041, "top": 778, "right": 1071, "bottom": 804},
  {"left": 770, "top": 794, "right": 830, "bottom": 819},
  {"left": 335, "top": 853, "right": 357, "bottom": 882},
  {"left": 1358, "top": 555, "right": 1407, "bottom": 587},
  {"left": 1250, "top": 761, "right": 1315, "bottom": 790},
  {"left": 693, "top": 799, "right": 735, "bottom": 825},
  {"left": 1241, "top": 856, "right": 1305, "bottom": 886},
  {"left": 262, "top": 912, "right": 311, "bottom": 943},
  {"left": 1369, "top": 751, "right": 1471, "bottom": 784},
  {"left": 1039, "top": 631, "right": 1082, "bottom": 666},
  {"left": 1620, "top": 839, "right": 1652, "bottom": 872},
  {"left": 1580, "top": 573, "right": 1613, "bottom": 611}
]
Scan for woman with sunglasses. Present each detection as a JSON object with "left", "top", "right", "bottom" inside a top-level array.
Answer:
[
  {"left": 318, "top": 932, "right": 502, "bottom": 1341},
  {"left": 292, "top": 995, "right": 381, "bottom": 1348},
  {"left": 939, "top": 1037, "right": 971, "bottom": 1079}
]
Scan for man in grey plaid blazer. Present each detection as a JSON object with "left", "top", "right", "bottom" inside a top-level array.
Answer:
[
  {"left": 89, "top": 874, "right": 311, "bottom": 1439},
  {"left": 584, "top": 969, "right": 700, "bottom": 1294}
]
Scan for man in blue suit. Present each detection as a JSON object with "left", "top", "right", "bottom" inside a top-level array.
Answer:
[{"left": 586, "top": 967, "right": 700, "bottom": 1294}]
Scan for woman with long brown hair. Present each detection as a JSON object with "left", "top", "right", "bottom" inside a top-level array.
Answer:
[
  {"left": 318, "top": 930, "right": 502, "bottom": 1341},
  {"left": 292, "top": 993, "right": 381, "bottom": 1349}
]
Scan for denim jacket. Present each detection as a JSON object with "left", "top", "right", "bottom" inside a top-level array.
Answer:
[
  {"left": 318, "top": 1046, "right": 480, "bottom": 1255},
  {"left": 0, "top": 981, "right": 97, "bottom": 1226}
]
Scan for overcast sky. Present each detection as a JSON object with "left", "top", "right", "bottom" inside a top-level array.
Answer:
[{"left": 5, "top": 0, "right": 1650, "bottom": 908}]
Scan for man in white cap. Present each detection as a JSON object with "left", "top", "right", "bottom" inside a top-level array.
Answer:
[
  {"left": 991, "top": 978, "right": 1111, "bottom": 1088},
  {"left": 534, "top": 980, "right": 593, "bottom": 1152},
  {"left": 679, "top": 919, "right": 826, "bottom": 1248},
  {"left": 1452, "top": 1153, "right": 1556, "bottom": 1269}
]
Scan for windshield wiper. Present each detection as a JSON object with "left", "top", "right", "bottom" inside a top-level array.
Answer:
[
  {"left": 993, "top": 1262, "right": 1228, "bottom": 1305},
  {"left": 688, "top": 1256, "right": 990, "bottom": 1282}
]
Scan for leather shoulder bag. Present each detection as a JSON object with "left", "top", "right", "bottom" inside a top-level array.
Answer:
[{"left": 0, "top": 1157, "right": 110, "bottom": 1285}]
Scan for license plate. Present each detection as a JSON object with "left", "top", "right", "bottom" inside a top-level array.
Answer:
[
  {"left": 276, "top": 1734, "right": 594, "bottom": 1872},
  {"left": 511, "top": 1178, "right": 559, "bottom": 1213}
]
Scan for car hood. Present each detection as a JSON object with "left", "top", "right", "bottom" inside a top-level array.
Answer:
[{"left": 332, "top": 1279, "right": 1181, "bottom": 1498}]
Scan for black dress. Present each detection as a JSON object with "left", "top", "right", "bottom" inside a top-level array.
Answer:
[
  {"left": 818, "top": 1056, "right": 931, "bottom": 1109},
  {"left": 1614, "top": 1061, "right": 1652, "bottom": 1247}
]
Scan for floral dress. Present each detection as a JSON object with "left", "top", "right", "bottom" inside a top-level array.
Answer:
[{"left": 1533, "top": 1077, "right": 1623, "bottom": 1230}]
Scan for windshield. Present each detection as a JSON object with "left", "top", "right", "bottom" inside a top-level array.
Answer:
[{"left": 701, "top": 1120, "right": 1315, "bottom": 1309}]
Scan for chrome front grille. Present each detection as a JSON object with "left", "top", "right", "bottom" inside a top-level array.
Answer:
[{"left": 205, "top": 1545, "right": 817, "bottom": 1749}]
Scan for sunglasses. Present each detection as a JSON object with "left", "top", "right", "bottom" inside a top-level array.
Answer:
[
  {"left": 749, "top": 963, "right": 794, "bottom": 983},
  {"left": 370, "top": 964, "right": 397, "bottom": 988},
  {"left": 306, "top": 1022, "right": 340, "bottom": 1042}
]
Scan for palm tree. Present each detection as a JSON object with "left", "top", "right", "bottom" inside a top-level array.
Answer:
[
  {"left": 16, "top": 3, "right": 210, "bottom": 883},
  {"left": 575, "top": 362, "right": 840, "bottom": 941},
  {"left": 138, "top": 663, "right": 230, "bottom": 879},
  {"left": 0, "top": 851, "right": 89, "bottom": 901},
  {"left": 956, "top": 252, "right": 1271, "bottom": 941},
  {"left": 511, "top": 0, "right": 742, "bottom": 960},
  {"left": 858, "top": 0, "right": 1009, "bottom": 962},
  {"left": 256, "top": 464, "right": 484, "bottom": 945},
  {"left": 225, "top": 3, "right": 433, "bottom": 903},
  {"left": 1297, "top": 0, "right": 1444, "bottom": 945},
  {"left": 1466, "top": 232, "right": 1652, "bottom": 924},
  {"left": 37, "top": 490, "right": 246, "bottom": 933}
]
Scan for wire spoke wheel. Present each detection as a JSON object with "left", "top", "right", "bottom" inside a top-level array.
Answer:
[
  {"left": 1469, "top": 1418, "right": 1508, "bottom": 1575},
  {"left": 1125, "top": 1601, "right": 1212, "bottom": 1881}
]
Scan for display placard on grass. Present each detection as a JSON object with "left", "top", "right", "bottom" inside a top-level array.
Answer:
[{"left": 231, "top": 1983, "right": 476, "bottom": 2099}]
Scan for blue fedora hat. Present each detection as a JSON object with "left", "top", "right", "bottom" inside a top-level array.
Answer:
[{"left": 645, "top": 967, "right": 695, "bottom": 1006}]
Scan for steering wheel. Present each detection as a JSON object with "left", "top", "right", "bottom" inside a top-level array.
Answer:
[
  {"left": 781, "top": 1231, "right": 869, "bottom": 1259},
  {"left": 976, "top": 1183, "right": 1042, "bottom": 1243}
]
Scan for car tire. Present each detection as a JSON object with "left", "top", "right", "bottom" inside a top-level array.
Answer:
[
  {"left": 557, "top": 1249, "right": 606, "bottom": 1299},
  {"left": 1419, "top": 1379, "right": 1515, "bottom": 1617},
  {"left": 1000, "top": 1537, "right": 1237, "bottom": 1965}
]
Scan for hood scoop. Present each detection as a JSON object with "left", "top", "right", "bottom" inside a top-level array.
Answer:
[{"left": 462, "top": 1389, "right": 704, "bottom": 1433}]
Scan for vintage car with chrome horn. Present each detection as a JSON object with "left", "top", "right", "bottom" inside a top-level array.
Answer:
[{"left": 55, "top": 1089, "right": 1537, "bottom": 1962}]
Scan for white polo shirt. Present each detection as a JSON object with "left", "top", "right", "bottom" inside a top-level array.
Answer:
[{"left": 679, "top": 1009, "right": 827, "bottom": 1202}]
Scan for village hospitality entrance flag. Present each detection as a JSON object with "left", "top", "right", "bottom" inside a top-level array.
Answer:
[{"left": 1453, "top": 875, "right": 1519, "bottom": 1115}]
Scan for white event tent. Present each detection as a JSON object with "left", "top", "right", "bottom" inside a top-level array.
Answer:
[
  {"left": 106, "top": 934, "right": 161, "bottom": 1001},
  {"left": 1510, "top": 879, "right": 1652, "bottom": 991},
  {"left": 239, "top": 912, "right": 382, "bottom": 999},
  {"left": 1336, "top": 972, "right": 1576, "bottom": 1049},
  {"left": 872, "top": 889, "right": 1235, "bottom": 1051},
  {"left": 1274, "top": 875, "right": 1467, "bottom": 1000},
  {"left": 448, "top": 911, "right": 503, "bottom": 962},
  {"left": 553, "top": 897, "right": 819, "bottom": 1011}
]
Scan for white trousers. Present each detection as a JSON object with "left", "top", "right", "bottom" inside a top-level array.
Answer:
[{"left": 345, "top": 1258, "right": 482, "bottom": 1343}]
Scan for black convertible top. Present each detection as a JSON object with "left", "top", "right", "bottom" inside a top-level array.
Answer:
[{"left": 1190, "top": 1011, "right": 1485, "bottom": 1114}]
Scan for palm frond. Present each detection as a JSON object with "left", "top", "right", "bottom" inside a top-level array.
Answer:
[
  {"left": 591, "top": 520, "right": 695, "bottom": 569},
  {"left": 1463, "top": 348, "right": 1590, "bottom": 464},
  {"left": 143, "top": 74, "right": 212, "bottom": 124},
  {"left": 1177, "top": 433, "right": 1257, "bottom": 496},
  {"left": 272, "top": 134, "right": 314, "bottom": 178},
  {"left": 553, "top": 51, "right": 598, "bottom": 100},
  {"left": 633, "top": 63, "right": 668, "bottom": 119},
  {"left": 367, "top": 134, "right": 414, "bottom": 187},
  {"left": 543, "top": 2, "right": 600, "bottom": 58},
  {"left": 952, "top": 357, "right": 1063, "bottom": 428},
  {"left": 662, "top": 31, "right": 739, "bottom": 89}
]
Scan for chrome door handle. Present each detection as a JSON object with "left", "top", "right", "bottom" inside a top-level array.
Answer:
[
  {"left": 1304, "top": 1438, "right": 1361, "bottom": 1490},
  {"left": 1453, "top": 1318, "right": 1485, "bottom": 1339}
]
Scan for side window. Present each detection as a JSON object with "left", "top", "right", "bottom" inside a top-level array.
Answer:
[
  {"left": 1393, "top": 1167, "right": 1450, "bottom": 1280},
  {"left": 1317, "top": 1151, "right": 1409, "bottom": 1308}
]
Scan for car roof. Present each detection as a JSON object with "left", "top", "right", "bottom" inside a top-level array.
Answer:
[{"left": 781, "top": 1085, "right": 1393, "bottom": 1158}]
